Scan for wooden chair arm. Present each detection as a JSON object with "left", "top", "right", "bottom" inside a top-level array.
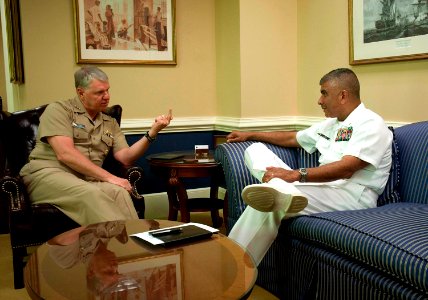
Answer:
[
  {"left": 0, "top": 175, "right": 29, "bottom": 212},
  {"left": 127, "top": 166, "right": 144, "bottom": 199}
]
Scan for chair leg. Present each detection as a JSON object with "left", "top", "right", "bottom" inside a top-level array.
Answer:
[
  {"left": 134, "top": 198, "right": 145, "bottom": 219},
  {"left": 223, "top": 191, "right": 229, "bottom": 233},
  {"left": 210, "top": 208, "right": 223, "bottom": 228},
  {"left": 12, "top": 247, "right": 27, "bottom": 289}
]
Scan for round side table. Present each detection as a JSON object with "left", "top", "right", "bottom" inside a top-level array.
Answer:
[{"left": 147, "top": 151, "right": 226, "bottom": 228}]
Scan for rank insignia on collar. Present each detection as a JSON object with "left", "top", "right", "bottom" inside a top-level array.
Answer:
[
  {"left": 104, "top": 130, "right": 114, "bottom": 139},
  {"left": 335, "top": 126, "right": 353, "bottom": 142}
]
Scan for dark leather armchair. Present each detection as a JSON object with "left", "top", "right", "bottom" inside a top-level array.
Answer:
[{"left": 0, "top": 103, "right": 145, "bottom": 289}]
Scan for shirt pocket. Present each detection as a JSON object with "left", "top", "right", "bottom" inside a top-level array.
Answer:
[
  {"left": 73, "top": 128, "right": 89, "bottom": 141},
  {"left": 100, "top": 134, "right": 113, "bottom": 158},
  {"left": 101, "top": 134, "right": 113, "bottom": 147},
  {"left": 316, "top": 138, "right": 344, "bottom": 163}
]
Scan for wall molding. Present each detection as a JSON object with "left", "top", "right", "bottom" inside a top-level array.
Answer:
[{"left": 121, "top": 116, "right": 409, "bottom": 135}]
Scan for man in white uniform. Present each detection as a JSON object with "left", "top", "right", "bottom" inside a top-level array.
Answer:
[{"left": 226, "top": 68, "right": 392, "bottom": 265}]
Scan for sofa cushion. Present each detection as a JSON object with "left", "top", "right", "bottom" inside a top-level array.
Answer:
[
  {"left": 281, "top": 203, "right": 428, "bottom": 295},
  {"left": 377, "top": 126, "right": 401, "bottom": 206}
]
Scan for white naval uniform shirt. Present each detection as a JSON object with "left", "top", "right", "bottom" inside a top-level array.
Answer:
[{"left": 296, "top": 103, "right": 393, "bottom": 195}]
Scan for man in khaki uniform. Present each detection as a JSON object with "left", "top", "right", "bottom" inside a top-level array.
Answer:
[{"left": 20, "top": 66, "right": 172, "bottom": 225}]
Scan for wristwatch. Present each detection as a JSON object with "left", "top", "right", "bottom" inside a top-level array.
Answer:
[{"left": 298, "top": 168, "right": 308, "bottom": 183}]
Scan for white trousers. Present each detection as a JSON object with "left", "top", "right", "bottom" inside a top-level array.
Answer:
[{"left": 228, "top": 143, "right": 377, "bottom": 265}]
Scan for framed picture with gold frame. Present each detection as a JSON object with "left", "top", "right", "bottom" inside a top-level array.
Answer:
[
  {"left": 114, "top": 250, "right": 184, "bottom": 299},
  {"left": 349, "top": 0, "right": 428, "bottom": 65},
  {"left": 73, "top": 0, "right": 176, "bottom": 65}
]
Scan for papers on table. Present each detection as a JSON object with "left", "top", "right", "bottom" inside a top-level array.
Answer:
[{"left": 130, "top": 222, "right": 219, "bottom": 246}]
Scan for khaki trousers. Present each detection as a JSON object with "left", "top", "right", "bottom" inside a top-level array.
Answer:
[{"left": 21, "top": 166, "right": 139, "bottom": 225}]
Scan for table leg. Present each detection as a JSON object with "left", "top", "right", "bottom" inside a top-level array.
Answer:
[
  {"left": 168, "top": 168, "right": 190, "bottom": 223},
  {"left": 210, "top": 172, "right": 223, "bottom": 228},
  {"left": 176, "top": 182, "right": 191, "bottom": 223},
  {"left": 166, "top": 187, "right": 178, "bottom": 221}
]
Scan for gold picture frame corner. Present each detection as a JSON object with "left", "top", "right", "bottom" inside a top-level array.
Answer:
[{"left": 348, "top": 0, "right": 428, "bottom": 65}]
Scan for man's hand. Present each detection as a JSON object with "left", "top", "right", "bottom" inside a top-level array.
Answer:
[
  {"left": 263, "top": 156, "right": 370, "bottom": 183},
  {"left": 151, "top": 109, "right": 173, "bottom": 134},
  {"left": 226, "top": 131, "right": 251, "bottom": 143},
  {"left": 263, "top": 167, "right": 300, "bottom": 183},
  {"left": 115, "top": 109, "right": 173, "bottom": 167},
  {"left": 107, "top": 176, "right": 132, "bottom": 192}
]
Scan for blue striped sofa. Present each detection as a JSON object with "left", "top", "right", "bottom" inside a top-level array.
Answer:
[{"left": 215, "top": 121, "right": 428, "bottom": 299}]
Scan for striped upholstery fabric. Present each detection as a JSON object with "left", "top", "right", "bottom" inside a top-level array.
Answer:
[
  {"left": 215, "top": 141, "right": 258, "bottom": 231},
  {"left": 277, "top": 203, "right": 428, "bottom": 299},
  {"left": 395, "top": 121, "right": 428, "bottom": 204},
  {"left": 279, "top": 239, "right": 426, "bottom": 300},
  {"left": 297, "top": 147, "right": 320, "bottom": 168},
  {"left": 214, "top": 141, "right": 298, "bottom": 231}
]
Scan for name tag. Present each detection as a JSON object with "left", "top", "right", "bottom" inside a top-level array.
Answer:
[{"left": 72, "top": 122, "right": 85, "bottom": 129}]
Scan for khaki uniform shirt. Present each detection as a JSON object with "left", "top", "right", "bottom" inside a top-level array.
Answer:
[{"left": 21, "top": 97, "right": 129, "bottom": 181}]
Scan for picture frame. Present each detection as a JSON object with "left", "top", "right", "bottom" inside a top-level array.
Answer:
[
  {"left": 73, "top": 0, "right": 176, "bottom": 65},
  {"left": 116, "top": 250, "right": 184, "bottom": 299},
  {"left": 349, "top": 0, "right": 428, "bottom": 65}
]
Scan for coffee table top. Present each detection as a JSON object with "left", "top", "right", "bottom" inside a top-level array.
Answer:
[{"left": 24, "top": 219, "right": 257, "bottom": 299}]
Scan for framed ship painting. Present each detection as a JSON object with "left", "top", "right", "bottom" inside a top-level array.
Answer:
[
  {"left": 73, "top": 0, "right": 176, "bottom": 65},
  {"left": 349, "top": 0, "right": 428, "bottom": 65}
]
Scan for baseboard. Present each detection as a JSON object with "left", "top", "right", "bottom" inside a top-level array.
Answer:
[{"left": 143, "top": 187, "right": 227, "bottom": 220}]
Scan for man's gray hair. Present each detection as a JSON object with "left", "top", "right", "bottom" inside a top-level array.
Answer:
[
  {"left": 74, "top": 66, "right": 108, "bottom": 89},
  {"left": 320, "top": 68, "right": 360, "bottom": 99}
]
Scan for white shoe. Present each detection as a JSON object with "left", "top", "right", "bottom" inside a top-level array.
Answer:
[{"left": 241, "top": 182, "right": 308, "bottom": 213}]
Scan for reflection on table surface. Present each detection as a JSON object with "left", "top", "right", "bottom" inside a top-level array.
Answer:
[{"left": 24, "top": 219, "right": 257, "bottom": 300}]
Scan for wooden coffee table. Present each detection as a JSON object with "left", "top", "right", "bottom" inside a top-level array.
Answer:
[
  {"left": 24, "top": 219, "right": 257, "bottom": 300},
  {"left": 147, "top": 151, "right": 226, "bottom": 228}
]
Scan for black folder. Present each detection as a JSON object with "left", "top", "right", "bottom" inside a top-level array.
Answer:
[
  {"left": 150, "top": 153, "right": 185, "bottom": 160},
  {"left": 150, "top": 225, "right": 214, "bottom": 246}
]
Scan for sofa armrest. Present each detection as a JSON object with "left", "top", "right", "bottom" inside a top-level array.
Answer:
[{"left": 215, "top": 141, "right": 299, "bottom": 232}]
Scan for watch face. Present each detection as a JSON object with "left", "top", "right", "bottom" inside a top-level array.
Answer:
[{"left": 299, "top": 168, "right": 307, "bottom": 182}]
